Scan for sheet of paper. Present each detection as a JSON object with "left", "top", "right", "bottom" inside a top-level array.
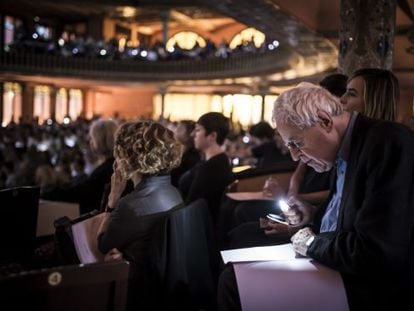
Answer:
[
  {"left": 226, "top": 191, "right": 274, "bottom": 201},
  {"left": 71, "top": 213, "right": 106, "bottom": 264},
  {"left": 37, "top": 200, "right": 80, "bottom": 237},
  {"left": 220, "top": 243, "right": 297, "bottom": 264},
  {"left": 234, "top": 259, "right": 349, "bottom": 311}
]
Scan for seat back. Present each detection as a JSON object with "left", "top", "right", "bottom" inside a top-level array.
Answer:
[
  {"left": 0, "top": 260, "right": 130, "bottom": 311},
  {"left": 230, "top": 161, "right": 297, "bottom": 192},
  {"left": 0, "top": 186, "right": 40, "bottom": 263},
  {"left": 234, "top": 171, "right": 293, "bottom": 192},
  {"left": 166, "top": 198, "right": 218, "bottom": 310},
  {"left": 115, "top": 200, "right": 218, "bottom": 310}
]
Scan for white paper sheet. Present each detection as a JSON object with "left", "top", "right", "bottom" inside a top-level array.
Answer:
[
  {"left": 71, "top": 213, "right": 106, "bottom": 264},
  {"left": 234, "top": 259, "right": 349, "bottom": 311},
  {"left": 220, "top": 244, "right": 297, "bottom": 264},
  {"left": 37, "top": 200, "right": 80, "bottom": 237}
]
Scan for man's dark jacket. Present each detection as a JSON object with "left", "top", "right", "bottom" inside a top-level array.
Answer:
[{"left": 308, "top": 114, "right": 414, "bottom": 310}]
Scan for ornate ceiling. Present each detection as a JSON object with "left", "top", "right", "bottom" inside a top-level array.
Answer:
[{"left": 0, "top": 0, "right": 413, "bottom": 90}]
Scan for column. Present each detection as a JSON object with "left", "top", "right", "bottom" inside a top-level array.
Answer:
[
  {"left": 159, "top": 86, "right": 167, "bottom": 120},
  {"left": 80, "top": 88, "right": 87, "bottom": 118},
  {"left": 21, "top": 82, "right": 35, "bottom": 123},
  {"left": 66, "top": 89, "right": 71, "bottom": 119},
  {"left": 338, "top": 0, "right": 396, "bottom": 75},
  {"left": 49, "top": 86, "right": 57, "bottom": 121},
  {"left": 161, "top": 10, "right": 170, "bottom": 45},
  {"left": 83, "top": 89, "right": 94, "bottom": 119},
  {"left": 258, "top": 86, "right": 268, "bottom": 121}
]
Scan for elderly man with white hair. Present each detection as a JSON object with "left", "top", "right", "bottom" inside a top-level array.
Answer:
[{"left": 218, "top": 82, "right": 414, "bottom": 311}]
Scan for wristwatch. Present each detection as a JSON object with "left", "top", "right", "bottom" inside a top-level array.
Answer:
[{"left": 305, "top": 235, "right": 315, "bottom": 247}]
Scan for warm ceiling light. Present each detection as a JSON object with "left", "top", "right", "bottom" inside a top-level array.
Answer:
[{"left": 121, "top": 7, "right": 136, "bottom": 18}]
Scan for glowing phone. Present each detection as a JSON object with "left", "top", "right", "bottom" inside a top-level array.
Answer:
[
  {"left": 266, "top": 213, "right": 289, "bottom": 225},
  {"left": 278, "top": 199, "right": 290, "bottom": 213}
]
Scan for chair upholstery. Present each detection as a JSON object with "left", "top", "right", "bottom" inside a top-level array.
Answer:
[
  {"left": 0, "top": 186, "right": 40, "bottom": 264},
  {"left": 0, "top": 260, "right": 129, "bottom": 311},
  {"left": 122, "top": 199, "right": 219, "bottom": 311},
  {"left": 166, "top": 198, "right": 219, "bottom": 310}
]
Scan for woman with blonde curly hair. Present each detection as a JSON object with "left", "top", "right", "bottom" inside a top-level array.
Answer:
[{"left": 97, "top": 120, "right": 183, "bottom": 257}]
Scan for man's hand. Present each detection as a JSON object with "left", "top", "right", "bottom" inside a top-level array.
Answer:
[
  {"left": 259, "top": 218, "right": 298, "bottom": 237},
  {"left": 291, "top": 227, "right": 315, "bottom": 257},
  {"left": 283, "top": 196, "right": 316, "bottom": 227},
  {"left": 104, "top": 248, "right": 123, "bottom": 262}
]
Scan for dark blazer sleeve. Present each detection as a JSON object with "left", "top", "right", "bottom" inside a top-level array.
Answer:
[{"left": 307, "top": 124, "right": 414, "bottom": 276}]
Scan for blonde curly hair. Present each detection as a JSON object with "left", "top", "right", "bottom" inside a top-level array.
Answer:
[{"left": 114, "top": 120, "right": 182, "bottom": 178}]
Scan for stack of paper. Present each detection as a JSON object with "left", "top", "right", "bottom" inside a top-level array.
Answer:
[{"left": 221, "top": 244, "right": 349, "bottom": 311}]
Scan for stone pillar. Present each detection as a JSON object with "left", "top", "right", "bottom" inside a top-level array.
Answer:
[
  {"left": 49, "top": 86, "right": 57, "bottom": 121},
  {"left": 339, "top": 0, "right": 396, "bottom": 75},
  {"left": 159, "top": 86, "right": 167, "bottom": 120},
  {"left": 83, "top": 89, "right": 94, "bottom": 119},
  {"left": 258, "top": 86, "right": 268, "bottom": 121},
  {"left": 80, "top": 88, "right": 87, "bottom": 118},
  {"left": 67, "top": 89, "right": 71, "bottom": 119},
  {"left": 161, "top": 10, "right": 170, "bottom": 45},
  {"left": 21, "top": 82, "right": 35, "bottom": 123}
]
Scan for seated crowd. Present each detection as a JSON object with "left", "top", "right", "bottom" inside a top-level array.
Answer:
[
  {"left": 7, "top": 31, "right": 280, "bottom": 62},
  {"left": 0, "top": 68, "right": 413, "bottom": 311}
]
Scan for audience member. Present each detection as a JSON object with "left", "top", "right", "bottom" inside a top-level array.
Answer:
[
  {"left": 69, "top": 155, "right": 88, "bottom": 185},
  {"left": 247, "top": 121, "right": 290, "bottom": 167},
  {"left": 41, "top": 119, "right": 118, "bottom": 214},
  {"left": 286, "top": 68, "right": 397, "bottom": 207},
  {"left": 226, "top": 69, "right": 399, "bottom": 249},
  {"left": 170, "top": 120, "right": 201, "bottom": 187},
  {"left": 96, "top": 120, "right": 183, "bottom": 310},
  {"left": 318, "top": 72, "right": 348, "bottom": 97},
  {"left": 340, "top": 67, "right": 398, "bottom": 122},
  {"left": 179, "top": 112, "right": 233, "bottom": 224},
  {"left": 218, "top": 73, "right": 347, "bottom": 247},
  {"left": 218, "top": 82, "right": 414, "bottom": 311},
  {"left": 34, "top": 151, "right": 57, "bottom": 191}
]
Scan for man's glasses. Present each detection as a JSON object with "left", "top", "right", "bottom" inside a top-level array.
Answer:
[{"left": 285, "top": 139, "right": 304, "bottom": 150}]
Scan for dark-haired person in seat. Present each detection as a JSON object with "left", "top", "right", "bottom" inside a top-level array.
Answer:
[
  {"left": 179, "top": 112, "right": 234, "bottom": 224},
  {"left": 170, "top": 120, "right": 201, "bottom": 187}
]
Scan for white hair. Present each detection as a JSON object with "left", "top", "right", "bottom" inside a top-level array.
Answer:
[
  {"left": 89, "top": 119, "right": 119, "bottom": 158},
  {"left": 272, "top": 82, "right": 344, "bottom": 129}
]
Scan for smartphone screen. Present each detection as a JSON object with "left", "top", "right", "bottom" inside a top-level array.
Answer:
[{"left": 266, "top": 213, "right": 289, "bottom": 225}]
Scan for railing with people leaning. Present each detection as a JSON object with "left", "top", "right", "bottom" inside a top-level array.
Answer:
[{"left": 0, "top": 48, "right": 298, "bottom": 81}]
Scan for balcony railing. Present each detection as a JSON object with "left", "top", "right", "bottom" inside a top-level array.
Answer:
[{"left": 0, "top": 48, "right": 297, "bottom": 81}]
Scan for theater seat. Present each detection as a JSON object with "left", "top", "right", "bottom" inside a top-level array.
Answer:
[
  {"left": 0, "top": 186, "right": 40, "bottom": 265},
  {"left": 122, "top": 199, "right": 218, "bottom": 311},
  {"left": 166, "top": 198, "right": 219, "bottom": 310},
  {"left": 0, "top": 260, "right": 129, "bottom": 311}
]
